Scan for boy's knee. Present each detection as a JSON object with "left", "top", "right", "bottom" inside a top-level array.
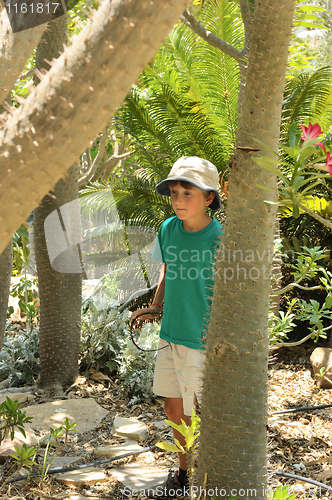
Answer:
[{"left": 164, "top": 398, "right": 185, "bottom": 422}]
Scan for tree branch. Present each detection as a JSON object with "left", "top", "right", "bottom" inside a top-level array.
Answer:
[
  {"left": 181, "top": 9, "right": 242, "bottom": 62},
  {"left": 79, "top": 129, "right": 107, "bottom": 185},
  {"left": 298, "top": 202, "right": 332, "bottom": 230},
  {"left": 0, "top": 7, "right": 46, "bottom": 104},
  {"left": 239, "top": 0, "right": 253, "bottom": 43},
  {"left": 0, "top": 0, "right": 191, "bottom": 254},
  {"left": 270, "top": 331, "right": 315, "bottom": 350}
]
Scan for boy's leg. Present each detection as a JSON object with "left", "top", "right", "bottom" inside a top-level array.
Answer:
[{"left": 164, "top": 397, "right": 191, "bottom": 470}]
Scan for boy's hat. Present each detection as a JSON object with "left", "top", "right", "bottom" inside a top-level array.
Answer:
[{"left": 156, "top": 156, "right": 221, "bottom": 210}]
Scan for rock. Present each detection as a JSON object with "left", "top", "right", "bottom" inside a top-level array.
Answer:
[
  {"left": 0, "top": 427, "right": 38, "bottom": 462},
  {"left": 56, "top": 466, "right": 108, "bottom": 486},
  {"left": 112, "top": 416, "right": 149, "bottom": 441},
  {"left": 24, "top": 398, "right": 108, "bottom": 433},
  {"left": 111, "top": 464, "right": 168, "bottom": 491},
  {"left": 0, "top": 392, "right": 33, "bottom": 405},
  {"left": 151, "top": 420, "right": 168, "bottom": 430},
  {"left": 50, "top": 456, "right": 84, "bottom": 469},
  {"left": 93, "top": 440, "right": 144, "bottom": 459},
  {"left": 310, "top": 347, "right": 332, "bottom": 388},
  {"left": 0, "top": 378, "right": 11, "bottom": 390}
]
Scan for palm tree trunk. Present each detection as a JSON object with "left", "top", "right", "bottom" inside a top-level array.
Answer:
[
  {"left": 198, "top": 1, "right": 295, "bottom": 498},
  {"left": 0, "top": 243, "right": 12, "bottom": 350},
  {"left": 34, "top": 16, "right": 82, "bottom": 391}
]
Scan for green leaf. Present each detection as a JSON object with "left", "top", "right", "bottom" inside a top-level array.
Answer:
[
  {"left": 281, "top": 145, "right": 298, "bottom": 158},
  {"left": 256, "top": 184, "right": 277, "bottom": 192},
  {"left": 293, "top": 21, "right": 328, "bottom": 29},
  {"left": 253, "top": 157, "right": 288, "bottom": 182},
  {"left": 299, "top": 6, "right": 325, "bottom": 12},
  {"left": 155, "top": 441, "right": 180, "bottom": 453},
  {"left": 293, "top": 204, "right": 300, "bottom": 218}
]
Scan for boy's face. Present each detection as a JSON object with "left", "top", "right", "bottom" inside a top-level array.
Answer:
[{"left": 169, "top": 182, "right": 214, "bottom": 223}]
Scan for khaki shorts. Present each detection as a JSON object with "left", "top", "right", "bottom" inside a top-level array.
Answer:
[{"left": 153, "top": 339, "right": 206, "bottom": 416}]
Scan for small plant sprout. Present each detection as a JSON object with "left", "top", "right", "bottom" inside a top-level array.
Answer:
[
  {"left": 62, "top": 417, "right": 77, "bottom": 442},
  {"left": 0, "top": 397, "right": 33, "bottom": 446},
  {"left": 315, "top": 366, "right": 332, "bottom": 386},
  {"left": 10, "top": 443, "right": 37, "bottom": 470},
  {"left": 267, "top": 485, "right": 296, "bottom": 499},
  {"left": 156, "top": 409, "right": 200, "bottom": 454}
]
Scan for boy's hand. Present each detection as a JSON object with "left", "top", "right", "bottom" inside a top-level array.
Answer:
[{"left": 131, "top": 305, "right": 161, "bottom": 325}]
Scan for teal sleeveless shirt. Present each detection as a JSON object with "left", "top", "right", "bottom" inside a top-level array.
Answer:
[{"left": 152, "top": 216, "right": 223, "bottom": 350}]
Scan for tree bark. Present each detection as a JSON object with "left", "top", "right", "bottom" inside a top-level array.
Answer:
[
  {"left": 33, "top": 15, "right": 82, "bottom": 391},
  {"left": 0, "top": 6, "right": 45, "bottom": 104},
  {"left": 0, "top": 243, "right": 12, "bottom": 350},
  {"left": 0, "top": 0, "right": 190, "bottom": 255},
  {"left": 198, "top": 1, "right": 295, "bottom": 498},
  {"left": 34, "top": 166, "right": 82, "bottom": 390}
]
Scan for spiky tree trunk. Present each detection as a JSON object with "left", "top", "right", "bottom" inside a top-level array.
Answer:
[
  {"left": 197, "top": 1, "right": 295, "bottom": 498},
  {"left": 0, "top": 6, "right": 45, "bottom": 104},
  {"left": 34, "top": 166, "right": 82, "bottom": 390},
  {"left": 0, "top": 243, "right": 12, "bottom": 350},
  {"left": 0, "top": 0, "right": 190, "bottom": 255},
  {"left": 33, "top": 15, "right": 82, "bottom": 391}
]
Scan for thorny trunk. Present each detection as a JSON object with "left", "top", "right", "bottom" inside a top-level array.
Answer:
[
  {"left": 34, "top": 15, "right": 82, "bottom": 390},
  {"left": 0, "top": 0, "right": 191, "bottom": 255},
  {"left": 198, "top": 1, "right": 295, "bottom": 498},
  {"left": 0, "top": 5, "right": 45, "bottom": 104},
  {"left": 34, "top": 166, "right": 82, "bottom": 390}
]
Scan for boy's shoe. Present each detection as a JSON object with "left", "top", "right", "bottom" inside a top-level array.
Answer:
[{"left": 146, "top": 471, "right": 190, "bottom": 499}]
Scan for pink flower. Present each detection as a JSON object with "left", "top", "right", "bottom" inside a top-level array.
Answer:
[
  {"left": 326, "top": 152, "right": 332, "bottom": 178},
  {"left": 301, "top": 122, "right": 325, "bottom": 151}
]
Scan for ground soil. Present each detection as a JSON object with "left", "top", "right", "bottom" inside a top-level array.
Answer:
[{"left": 1, "top": 343, "right": 332, "bottom": 499}]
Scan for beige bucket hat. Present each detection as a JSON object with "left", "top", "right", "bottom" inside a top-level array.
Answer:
[{"left": 156, "top": 156, "right": 221, "bottom": 210}]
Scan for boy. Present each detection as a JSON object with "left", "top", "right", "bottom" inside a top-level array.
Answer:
[{"left": 131, "top": 156, "right": 222, "bottom": 498}]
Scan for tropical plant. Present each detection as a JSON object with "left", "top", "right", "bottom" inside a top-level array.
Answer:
[
  {"left": 0, "top": 326, "right": 40, "bottom": 386},
  {"left": 255, "top": 122, "right": 332, "bottom": 223},
  {"left": 106, "top": 0, "right": 243, "bottom": 226},
  {"left": 0, "top": 397, "right": 33, "bottom": 447},
  {"left": 81, "top": 290, "right": 160, "bottom": 402}
]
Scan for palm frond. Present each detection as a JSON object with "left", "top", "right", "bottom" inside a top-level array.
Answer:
[{"left": 281, "top": 66, "right": 332, "bottom": 138}]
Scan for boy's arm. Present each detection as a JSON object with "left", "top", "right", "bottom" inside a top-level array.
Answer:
[{"left": 131, "top": 264, "right": 166, "bottom": 322}]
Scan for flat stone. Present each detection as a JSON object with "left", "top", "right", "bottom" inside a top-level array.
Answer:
[
  {"left": 151, "top": 420, "right": 168, "bottom": 430},
  {"left": 0, "top": 427, "right": 38, "bottom": 461},
  {"left": 112, "top": 416, "right": 149, "bottom": 441},
  {"left": 24, "top": 398, "right": 108, "bottom": 433},
  {"left": 56, "top": 466, "right": 108, "bottom": 486},
  {"left": 310, "top": 347, "right": 332, "bottom": 388},
  {"left": 111, "top": 464, "right": 168, "bottom": 492},
  {"left": 0, "top": 392, "right": 34, "bottom": 405},
  {"left": 93, "top": 440, "right": 144, "bottom": 459},
  {"left": 50, "top": 456, "right": 83, "bottom": 469}
]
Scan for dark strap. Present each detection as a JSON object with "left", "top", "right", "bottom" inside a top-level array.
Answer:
[{"left": 130, "top": 311, "right": 169, "bottom": 352}]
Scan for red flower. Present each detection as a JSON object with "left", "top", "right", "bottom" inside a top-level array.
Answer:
[
  {"left": 326, "top": 152, "right": 332, "bottom": 178},
  {"left": 301, "top": 123, "right": 325, "bottom": 151}
]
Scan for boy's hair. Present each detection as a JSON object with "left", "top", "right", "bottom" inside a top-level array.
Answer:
[{"left": 168, "top": 180, "right": 212, "bottom": 200}]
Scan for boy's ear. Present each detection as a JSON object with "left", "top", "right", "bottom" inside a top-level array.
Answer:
[{"left": 205, "top": 192, "right": 215, "bottom": 206}]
